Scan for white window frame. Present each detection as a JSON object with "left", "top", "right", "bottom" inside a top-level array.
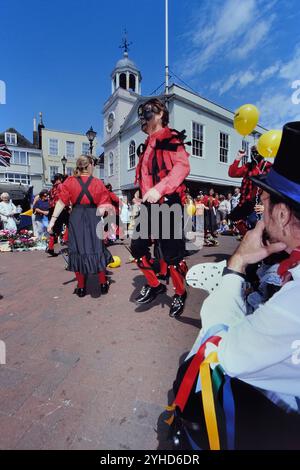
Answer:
[
  {"left": 5, "top": 132, "right": 17, "bottom": 145},
  {"left": 82, "top": 142, "right": 90, "bottom": 155},
  {"left": 191, "top": 122, "right": 204, "bottom": 158},
  {"left": 219, "top": 131, "right": 230, "bottom": 164},
  {"left": 49, "top": 138, "right": 59, "bottom": 156},
  {"left": 128, "top": 140, "right": 136, "bottom": 169},
  {"left": 65, "top": 141, "right": 75, "bottom": 159},
  {"left": 11, "top": 150, "right": 28, "bottom": 165},
  {"left": 242, "top": 139, "right": 250, "bottom": 165},
  {"left": 49, "top": 166, "right": 59, "bottom": 181},
  {"left": 108, "top": 152, "right": 114, "bottom": 176},
  {"left": 5, "top": 172, "right": 31, "bottom": 185}
]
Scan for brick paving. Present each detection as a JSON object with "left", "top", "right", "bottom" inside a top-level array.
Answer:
[{"left": 0, "top": 236, "right": 238, "bottom": 450}]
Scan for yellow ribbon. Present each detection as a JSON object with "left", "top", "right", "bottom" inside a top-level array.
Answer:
[
  {"left": 21, "top": 209, "right": 33, "bottom": 216},
  {"left": 199, "top": 351, "right": 220, "bottom": 450},
  {"left": 164, "top": 403, "right": 176, "bottom": 425}
]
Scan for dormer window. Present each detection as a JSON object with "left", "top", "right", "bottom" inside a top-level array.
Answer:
[{"left": 5, "top": 132, "right": 17, "bottom": 145}]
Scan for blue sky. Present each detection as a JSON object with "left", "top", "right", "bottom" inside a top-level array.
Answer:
[{"left": 1, "top": 0, "right": 300, "bottom": 151}]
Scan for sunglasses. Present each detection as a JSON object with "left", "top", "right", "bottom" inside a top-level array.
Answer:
[{"left": 137, "top": 103, "right": 161, "bottom": 118}]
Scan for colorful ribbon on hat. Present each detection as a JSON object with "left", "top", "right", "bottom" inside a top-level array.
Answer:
[
  {"left": 199, "top": 351, "right": 220, "bottom": 449},
  {"left": 165, "top": 322, "right": 236, "bottom": 450}
]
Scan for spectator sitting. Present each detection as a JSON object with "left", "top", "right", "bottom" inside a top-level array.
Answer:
[{"left": 0, "top": 192, "right": 17, "bottom": 231}]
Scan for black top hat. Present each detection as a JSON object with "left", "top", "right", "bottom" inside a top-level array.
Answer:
[{"left": 250, "top": 121, "right": 300, "bottom": 210}]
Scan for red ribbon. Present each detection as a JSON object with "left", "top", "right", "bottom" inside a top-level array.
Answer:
[
  {"left": 277, "top": 246, "right": 300, "bottom": 282},
  {"left": 174, "top": 335, "right": 221, "bottom": 412}
]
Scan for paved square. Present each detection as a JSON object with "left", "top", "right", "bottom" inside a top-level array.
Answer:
[{"left": 0, "top": 236, "right": 237, "bottom": 449}]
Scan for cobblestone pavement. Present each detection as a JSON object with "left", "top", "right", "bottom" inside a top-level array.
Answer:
[{"left": 0, "top": 235, "right": 238, "bottom": 450}]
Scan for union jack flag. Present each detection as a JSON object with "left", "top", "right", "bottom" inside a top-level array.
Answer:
[{"left": 0, "top": 142, "right": 12, "bottom": 167}]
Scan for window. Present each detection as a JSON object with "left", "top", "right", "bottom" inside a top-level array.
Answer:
[
  {"left": 49, "top": 166, "right": 59, "bottom": 181},
  {"left": 129, "top": 74, "right": 136, "bottom": 92},
  {"left": 5, "top": 132, "right": 17, "bottom": 145},
  {"left": 192, "top": 122, "right": 204, "bottom": 157},
  {"left": 11, "top": 150, "right": 28, "bottom": 165},
  {"left": 66, "top": 167, "right": 73, "bottom": 177},
  {"left": 242, "top": 140, "right": 250, "bottom": 165},
  {"left": 82, "top": 142, "right": 90, "bottom": 155},
  {"left": 219, "top": 132, "right": 229, "bottom": 163},
  {"left": 66, "top": 141, "right": 75, "bottom": 158},
  {"left": 128, "top": 140, "right": 136, "bottom": 169},
  {"left": 120, "top": 73, "right": 126, "bottom": 89},
  {"left": 5, "top": 173, "right": 30, "bottom": 184},
  {"left": 49, "top": 138, "right": 58, "bottom": 156},
  {"left": 109, "top": 152, "right": 114, "bottom": 176}
]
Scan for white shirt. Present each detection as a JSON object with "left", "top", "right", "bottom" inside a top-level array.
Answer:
[
  {"left": 190, "top": 265, "right": 300, "bottom": 412},
  {"left": 218, "top": 200, "right": 231, "bottom": 215}
]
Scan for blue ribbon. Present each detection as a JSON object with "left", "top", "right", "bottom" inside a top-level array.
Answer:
[{"left": 223, "top": 375, "right": 235, "bottom": 450}]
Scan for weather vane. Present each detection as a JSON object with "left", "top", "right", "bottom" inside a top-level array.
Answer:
[{"left": 119, "top": 29, "right": 132, "bottom": 54}]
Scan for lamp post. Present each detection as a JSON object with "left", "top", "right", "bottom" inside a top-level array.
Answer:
[
  {"left": 86, "top": 126, "right": 97, "bottom": 156},
  {"left": 61, "top": 155, "right": 67, "bottom": 175}
]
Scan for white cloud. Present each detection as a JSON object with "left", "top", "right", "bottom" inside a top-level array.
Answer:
[
  {"left": 257, "top": 87, "right": 300, "bottom": 129},
  {"left": 181, "top": 0, "right": 258, "bottom": 77},
  {"left": 179, "top": 0, "right": 277, "bottom": 78},
  {"left": 211, "top": 61, "right": 281, "bottom": 96},
  {"left": 279, "top": 47, "right": 300, "bottom": 82},
  {"left": 231, "top": 16, "right": 275, "bottom": 59},
  {"left": 258, "top": 62, "right": 281, "bottom": 82}
]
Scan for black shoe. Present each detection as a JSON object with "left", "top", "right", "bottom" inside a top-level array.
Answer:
[
  {"left": 46, "top": 248, "right": 57, "bottom": 256},
  {"left": 169, "top": 291, "right": 187, "bottom": 318},
  {"left": 100, "top": 280, "right": 110, "bottom": 295},
  {"left": 74, "top": 287, "right": 86, "bottom": 298},
  {"left": 135, "top": 283, "right": 166, "bottom": 304}
]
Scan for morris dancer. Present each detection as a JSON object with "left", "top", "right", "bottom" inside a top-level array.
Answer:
[
  {"left": 48, "top": 155, "right": 112, "bottom": 297},
  {"left": 131, "top": 98, "right": 190, "bottom": 318}
]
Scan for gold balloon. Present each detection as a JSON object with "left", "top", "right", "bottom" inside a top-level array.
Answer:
[
  {"left": 234, "top": 104, "right": 260, "bottom": 136},
  {"left": 108, "top": 255, "right": 121, "bottom": 268},
  {"left": 186, "top": 204, "right": 196, "bottom": 217},
  {"left": 257, "top": 130, "right": 282, "bottom": 158}
]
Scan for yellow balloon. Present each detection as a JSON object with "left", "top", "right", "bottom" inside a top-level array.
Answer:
[
  {"left": 186, "top": 204, "right": 196, "bottom": 216},
  {"left": 234, "top": 104, "right": 260, "bottom": 136},
  {"left": 108, "top": 255, "right": 121, "bottom": 268},
  {"left": 257, "top": 130, "right": 282, "bottom": 158}
]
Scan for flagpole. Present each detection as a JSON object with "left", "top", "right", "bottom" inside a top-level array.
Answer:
[{"left": 165, "top": 0, "right": 169, "bottom": 96}]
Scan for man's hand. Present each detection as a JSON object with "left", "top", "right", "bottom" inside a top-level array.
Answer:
[
  {"left": 142, "top": 188, "right": 161, "bottom": 204},
  {"left": 236, "top": 150, "right": 246, "bottom": 161},
  {"left": 47, "top": 220, "right": 55, "bottom": 234},
  {"left": 227, "top": 220, "right": 287, "bottom": 274}
]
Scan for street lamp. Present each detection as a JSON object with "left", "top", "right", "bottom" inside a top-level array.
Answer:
[
  {"left": 61, "top": 155, "right": 67, "bottom": 175},
  {"left": 86, "top": 126, "right": 97, "bottom": 156}
]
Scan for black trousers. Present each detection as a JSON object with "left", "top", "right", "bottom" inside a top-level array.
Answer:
[
  {"left": 48, "top": 207, "right": 69, "bottom": 236},
  {"left": 130, "top": 195, "right": 186, "bottom": 265}
]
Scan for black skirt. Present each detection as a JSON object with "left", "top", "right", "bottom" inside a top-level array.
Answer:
[{"left": 68, "top": 204, "right": 112, "bottom": 274}]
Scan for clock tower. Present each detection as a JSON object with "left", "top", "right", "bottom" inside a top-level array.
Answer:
[{"left": 102, "top": 35, "right": 142, "bottom": 193}]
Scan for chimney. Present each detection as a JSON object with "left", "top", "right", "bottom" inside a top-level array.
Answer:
[
  {"left": 33, "top": 116, "right": 38, "bottom": 147},
  {"left": 37, "top": 111, "right": 45, "bottom": 149}
]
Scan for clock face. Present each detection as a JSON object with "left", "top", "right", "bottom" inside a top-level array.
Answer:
[{"left": 106, "top": 112, "right": 115, "bottom": 133}]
